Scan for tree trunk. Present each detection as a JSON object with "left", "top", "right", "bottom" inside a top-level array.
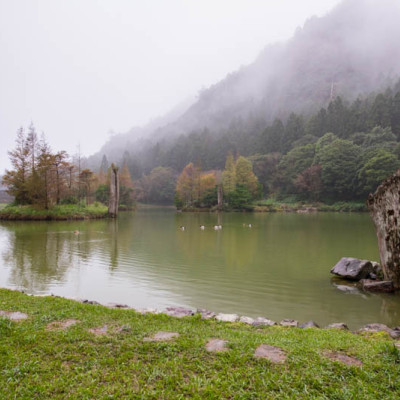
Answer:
[
  {"left": 367, "top": 170, "right": 400, "bottom": 288},
  {"left": 108, "top": 164, "right": 119, "bottom": 217},
  {"left": 217, "top": 184, "right": 223, "bottom": 209}
]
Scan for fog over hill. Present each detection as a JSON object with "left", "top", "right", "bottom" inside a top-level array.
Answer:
[{"left": 88, "top": 0, "right": 400, "bottom": 171}]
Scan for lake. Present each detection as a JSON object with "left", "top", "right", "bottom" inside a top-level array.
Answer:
[{"left": 1, "top": 208, "right": 399, "bottom": 329}]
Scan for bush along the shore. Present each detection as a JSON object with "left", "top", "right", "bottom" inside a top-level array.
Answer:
[
  {"left": 0, "top": 203, "right": 108, "bottom": 220},
  {"left": 1, "top": 288, "right": 400, "bottom": 399}
]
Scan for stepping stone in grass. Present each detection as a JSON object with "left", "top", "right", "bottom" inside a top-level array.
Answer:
[
  {"left": 46, "top": 319, "right": 80, "bottom": 331},
  {"left": 88, "top": 325, "right": 108, "bottom": 336},
  {"left": 115, "top": 324, "right": 131, "bottom": 334},
  {"left": 254, "top": 344, "right": 287, "bottom": 363},
  {"left": 323, "top": 351, "right": 362, "bottom": 366},
  {"left": 143, "top": 331, "right": 180, "bottom": 342},
  {"left": 0, "top": 310, "right": 28, "bottom": 322},
  {"left": 205, "top": 339, "right": 228, "bottom": 352}
]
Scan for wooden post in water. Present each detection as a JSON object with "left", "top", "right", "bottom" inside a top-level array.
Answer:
[
  {"left": 367, "top": 170, "right": 400, "bottom": 288},
  {"left": 108, "top": 164, "right": 120, "bottom": 218}
]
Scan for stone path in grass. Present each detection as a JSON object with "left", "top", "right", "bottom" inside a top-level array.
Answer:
[
  {"left": 0, "top": 310, "right": 28, "bottom": 321},
  {"left": 143, "top": 331, "right": 180, "bottom": 342},
  {"left": 46, "top": 319, "right": 80, "bottom": 331},
  {"left": 254, "top": 344, "right": 287, "bottom": 363},
  {"left": 0, "top": 306, "right": 386, "bottom": 367},
  {"left": 88, "top": 325, "right": 109, "bottom": 336},
  {"left": 323, "top": 351, "right": 362, "bottom": 366},
  {"left": 205, "top": 339, "right": 228, "bottom": 352}
]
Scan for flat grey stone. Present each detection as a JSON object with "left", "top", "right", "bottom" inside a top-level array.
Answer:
[
  {"left": 239, "top": 316, "right": 255, "bottom": 325},
  {"left": 254, "top": 344, "right": 286, "bottom": 363},
  {"left": 88, "top": 325, "right": 108, "bottom": 336},
  {"left": 330, "top": 257, "right": 373, "bottom": 281},
  {"left": 215, "top": 313, "right": 239, "bottom": 322},
  {"left": 143, "top": 331, "right": 180, "bottom": 342},
  {"left": 205, "top": 339, "right": 228, "bottom": 352},
  {"left": 299, "top": 320, "right": 320, "bottom": 329},
  {"left": 135, "top": 308, "right": 160, "bottom": 315},
  {"left": 358, "top": 323, "right": 400, "bottom": 339},
  {"left": 280, "top": 319, "right": 298, "bottom": 327},
  {"left": 323, "top": 351, "right": 362, "bottom": 366},
  {"left": 46, "top": 319, "right": 80, "bottom": 331},
  {"left": 197, "top": 309, "right": 216, "bottom": 320},
  {"left": 252, "top": 317, "right": 276, "bottom": 326},
  {"left": 0, "top": 310, "right": 28, "bottom": 322},
  {"left": 164, "top": 307, "right": 194, "bottom": 318},
  {"left": 324, "top": 323, "right": 349, "bottom": 330}
]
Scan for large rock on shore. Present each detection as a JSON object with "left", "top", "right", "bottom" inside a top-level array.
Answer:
[{"left": 330, "top": 258, "right": 374, "bottom": 281}]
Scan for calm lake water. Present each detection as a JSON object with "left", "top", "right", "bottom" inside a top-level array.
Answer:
[{"left": 1, "top": 208, "right": 399, "bottom": 329}]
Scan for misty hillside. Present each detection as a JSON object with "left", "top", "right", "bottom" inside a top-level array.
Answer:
[{"left": 89, "top": 0, "right": 400, "bottom": 170}]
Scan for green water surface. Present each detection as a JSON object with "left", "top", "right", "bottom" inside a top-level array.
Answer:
[{"left": 1, "top": 208, "right": 399, "bottom": 329}]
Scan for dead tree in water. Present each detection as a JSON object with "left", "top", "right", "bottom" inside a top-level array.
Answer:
[
  {"left": 367, "top": 170, "right": 400, "bottom": 288},
  {"left": 108, "top": 164, "right": 120, "bottom": 217}
]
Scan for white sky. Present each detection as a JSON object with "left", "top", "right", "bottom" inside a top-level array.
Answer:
[{"left": 0, "top": 0, "right": 341, "bottom": 172}]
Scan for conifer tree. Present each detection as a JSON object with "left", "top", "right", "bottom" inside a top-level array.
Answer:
[{"left": 222, "top": 152, "right": 236, "bottom": 194}]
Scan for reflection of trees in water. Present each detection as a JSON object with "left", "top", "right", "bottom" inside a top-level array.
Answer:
[{"left": 1, "top": 221, "right": 110, "bottom": 293}]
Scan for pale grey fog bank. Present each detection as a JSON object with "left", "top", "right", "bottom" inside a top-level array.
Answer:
[{"left": 0, "top": 0, "right": 341, "bottom": 172}]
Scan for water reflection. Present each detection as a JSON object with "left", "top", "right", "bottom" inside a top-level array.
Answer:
[{"left": 1, "top": 210, "right": 400, "bottom": 329}]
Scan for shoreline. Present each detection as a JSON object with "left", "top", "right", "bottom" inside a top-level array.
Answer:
[{"left": 5, "top": 287, "right": 400, "bottom": 334}]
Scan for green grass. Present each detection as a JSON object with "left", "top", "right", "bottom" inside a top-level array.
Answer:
[
  {"left": 0, "top": 203, "right": 108, "bottom": 220},
  {"left": 253, "top": 199, "right": 367, "bottom": 212},
  {"left": 0, "top": 204, "right": 7, "bottom": 210},
  {"left": 0, "top": 289, "right": 399, "bottom": 398}
]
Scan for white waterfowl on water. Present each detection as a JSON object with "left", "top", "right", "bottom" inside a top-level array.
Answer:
[
  {"left": 200, "top": 225, "right": 205, "bottom": 230},
  {"left": 180, "top": 226, "right": 185, "bottom": 231}
]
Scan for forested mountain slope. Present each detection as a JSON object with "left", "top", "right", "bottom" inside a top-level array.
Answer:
[{"left": 88, "top": 0, "right": 400, "bottom": 181}]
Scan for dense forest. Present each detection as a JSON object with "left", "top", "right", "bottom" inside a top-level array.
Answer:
[
  {"left": 93, "top": 83, "right": 400, "bottom": 206},
  {"left": 85, "top": 0, "right": 400, "bottom": 207}
]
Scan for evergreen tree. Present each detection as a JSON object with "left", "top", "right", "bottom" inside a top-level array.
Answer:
[
  {"left": 235, "top": 156, "right": 259, "bottom": 198},
  {"left": 222, "top": 152, "right": 236, "bottom": 195}
]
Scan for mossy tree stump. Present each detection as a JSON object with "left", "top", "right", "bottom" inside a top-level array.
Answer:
[{"left": 367, "top": 170, "right": 400, "bottom": 288}]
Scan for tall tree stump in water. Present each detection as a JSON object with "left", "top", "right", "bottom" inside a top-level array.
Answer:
[
  {"left": 108, "top": 164, "right": 120, "bottom": 218},
  {"left": 367, "top": 170, "right": 400, "bottom": 289}
]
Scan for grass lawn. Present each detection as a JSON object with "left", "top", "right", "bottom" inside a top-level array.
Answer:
[{"left": 0, "top": 289, "right": 399, "bottom": 398}]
